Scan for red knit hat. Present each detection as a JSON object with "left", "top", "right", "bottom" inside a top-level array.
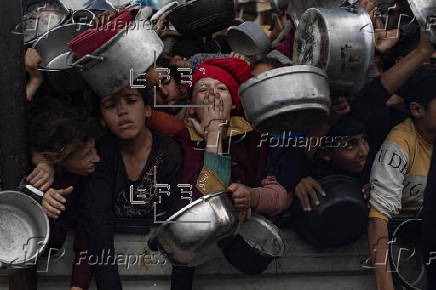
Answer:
[{"left": 190, "top": 58, "right": 250, "bottom": 114}]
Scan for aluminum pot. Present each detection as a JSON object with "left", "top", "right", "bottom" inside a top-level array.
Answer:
[
  {"left": 293, "top": 6, "right": 375, "bottom": 96},
  {"left": 227, "top": 21, "right": 271, "bottom": 56},
  {"left": 72, "top": 21, "right": 163, "bottom": 96},
  {"left": 294, "top": 175, "right": 368, "bottom": 248},
  {"left": 11, "top": 1, "right": 70, "bottom": 44},
  {"left": 167, "top": 0, "right": 235, "bottom": 37},
  {"left": 33, "top": 23, "right": 90, "bottom": 93},
  {"left": 148, "top": 190, "right": 239, "bottom": 267},
  {"left": 407, "top": 0, "right": 436, "bottom": 45},
  {"left": 239, "top": 65, "right": 331, "bottom": 133},
  {"left": 0, "top": 191, "right": 49, "bottom": 269},
  {"left": 287, "top": 0, "right": 344, "bottom": 27},
  {"left": 238, "top": 214, "right": 286, "bottom": 258}
]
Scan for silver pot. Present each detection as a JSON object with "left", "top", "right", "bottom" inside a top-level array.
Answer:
[
  {"left": 287, "top": 0, "right": 344, "bottom": 27},
  {"left": 149, "top": 190, "right": 239, "bottom": 267},
  {"left": 293, "top": 6, "right": 375, "bottom": 96},
  {"left": 227, "top": 21, "right": 271, "bottom": 56},
  {"left": 33, "top": 23, "right": 90, "bottom": 93},
  {"left": 72, "top": 21, "right": 164, "bottom": 96},
  {"left": 0, "top": 191, "right": 49, "bottom": 269},
  {"left": 407, "top": 0, "right": 436, "bottom": 44},
  {"left": 239, "top": 214, "right": 286, "bottom": 258},
  {"left": 239, "top": 65, "right": 331, "bottom": 133},
  {"left": 11, "top": 2, "right": 70, "bottom": 44}
]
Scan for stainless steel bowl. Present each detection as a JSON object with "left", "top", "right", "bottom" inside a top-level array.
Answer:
[
  {"left": 293, "top": 6, "right": 375, "bottom": 96},
  {"left": 149, "top": 190, "right": 239, "bottom": 267},
  {"left": 0, "top": 191, "right": 49, "bottom": 269},
  {"left": 407, "top": 0, "right": 436, "bottom": 44},
  {"left": 32, "top": 23, "right": 90, "bottom": 93},
  {"left": 239, "top": 65, "right": 331, "bottom": 133}
]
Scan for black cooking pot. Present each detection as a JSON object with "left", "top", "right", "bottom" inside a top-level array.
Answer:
[
  {"left": 167, "top": 0, "right": 235, "bottom": 37},
  {"left": 294, "top": 175, "right": 368, "bottom": 248}
]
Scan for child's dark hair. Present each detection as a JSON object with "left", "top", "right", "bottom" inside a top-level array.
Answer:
[
  {"left": 252, "top": 57, "right": 284, "bottom": 70},
  {"left": 29, "top": 97, "right": 101, "bottom": 160},
  {"left": 398, "top": 65, "right": 436, "bottom": 117}
]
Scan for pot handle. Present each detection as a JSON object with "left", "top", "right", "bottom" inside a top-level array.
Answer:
[
  {"left": 73, "top": 54, "right": 105, "bottom": 71},
  {"left": 37, "top": 65, "right": 71, "bottom": 72}
]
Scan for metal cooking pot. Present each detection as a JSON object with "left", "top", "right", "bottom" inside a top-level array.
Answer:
[
  {"left": 239, "top": 65, "right": 331, "bottom": 133},
  {"left": 149, "top": 190, "right": 239, "bottom": 267},
  {"left": 167, "top": 0, "right": 235, "bottom": 37},
  {"left": 293, "top": 6, "right": 375, "bottom": 96},
  {"left": 0, "top": 191, "right": 49, "bottom": 269},
  {"left": 407, "top": 0, "right": 436, "bottom": 45},
  {"left": 389, "top": 218, "right": 427, "bottom": 290},
  {"left": 227, "top": 21, "right": 271, "bottom": 56},
  {"left": 238, "top": 214, "right": 286, "bottom": 258},
  {"left": 72, "top": 21, "right": 163, "bottom": 96},
  {"left": 33, "top": 23, "right": 90, "bottom": 93},
  {"left": 11, "top": 1, "right": 70, "bottom": 44},
  {"left": 287, "top": 0, "right": 344, "bottom": 27},
  {"left": 294, "top": 175, "right": 368, "bottom": 248}
]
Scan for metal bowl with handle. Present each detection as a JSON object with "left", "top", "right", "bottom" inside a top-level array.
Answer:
[
  {"left": 239, "top": 65, "right": 331, "bottom": 133},
  {"left": 33, "top": 23, "right": 91, "bottom": 93},
  {"left": 148, "top": 190, "right": 239, "bottom": 267},
  {"left": 407, "top": 0, "right": 436, "bottom": 45},
  {"left": 0, "top": 191, "right": 49, "bottom": 269},
  {"left": 72, "top": 21, "right": 163, "bottom": 96},
  {"left": 293, "top": 6, "right": 375, "bottom": 96}
]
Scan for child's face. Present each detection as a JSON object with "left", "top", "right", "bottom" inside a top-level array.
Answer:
[
  {"left": 323, "top": 134, "right": 369, "bottom": 174},
  {"left": 59, "top": 139, "right": 100, "bottom": 176},
  {"left": 99, "top": 87, "right": 152, "bottom": 140},
  {"left": 190, "top": 77, "right": 234, "bottom": 120}
]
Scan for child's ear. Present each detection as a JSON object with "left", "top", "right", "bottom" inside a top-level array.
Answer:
[
  {"left": 409, "top": 102, "right": 423, "bottom": 119},
  {"left": 144, "top": 105, "right": 152, "bottom": 118}
]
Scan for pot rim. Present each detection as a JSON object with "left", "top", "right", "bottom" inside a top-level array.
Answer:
[
  {"left": 0, "top": 190, "right": 49, "bottom": 267},
  {"left": 239, "top": 65, "right": 328, "bottom": 93}
]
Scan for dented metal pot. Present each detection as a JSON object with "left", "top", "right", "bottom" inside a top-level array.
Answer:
[
  {"left": 293, "top": 6, "right": 375, "bottom": 96},
  {"left": 239, "top": 65, "right": 331, "bottom": 133},
  {"left": 72, "top": 21, "right": 163, "bottom": 96}
]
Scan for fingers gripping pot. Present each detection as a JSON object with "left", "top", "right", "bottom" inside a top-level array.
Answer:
[
  {"left": 148, "top": 190, "right": 239, "bottom": 267},
  {"left": 0, "top": 191, "right": 49, "bottom": 269},
  {"left": 293, "top": 6, "right": 375, "bottom": 96},
  {"left": 72, "top": 21, "right": 164, "bottom": 96},
  {"left": 239, "top": 65, "right": 331, "bottom": 133}
]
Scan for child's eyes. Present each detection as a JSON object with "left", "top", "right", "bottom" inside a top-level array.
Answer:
[
  {"left": 103, "top": 103, "right": 115, "bottom": 110},
  {"left": 127, "top": 98, "right": 137, "bottom": 104}
]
